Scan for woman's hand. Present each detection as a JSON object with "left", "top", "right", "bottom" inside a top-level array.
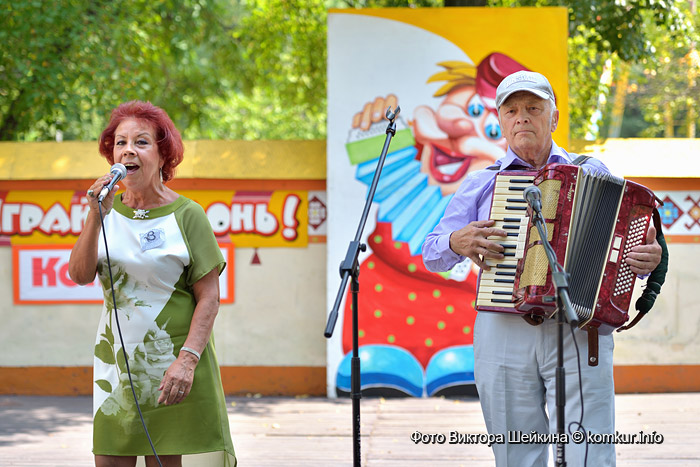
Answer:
[
  {"left": 156, "top": 268, "right": 220, "bottom": 405},
  {"left": 86, "top": 173, "right": 120, "bottom": 214},
  {"left": 68, "top": 172, "right": 120, "bottom": 285},
  {"left": 157, "top": 352, "right": 198, "bottom": 406}
]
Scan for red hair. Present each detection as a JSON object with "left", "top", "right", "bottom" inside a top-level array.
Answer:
[{"left": 98, "top": 101, "right": 184, "bottom": 183}]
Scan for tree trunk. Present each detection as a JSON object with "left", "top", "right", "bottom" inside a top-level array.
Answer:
[
  {"left": 0, "top": 91, "right": 24, "bottom": 141},
  {"left": 608, "top": 63, "right": 629, "bottom": 138},
  {"left": 664, "top": 102, "right": 674, "bottom": 137}
]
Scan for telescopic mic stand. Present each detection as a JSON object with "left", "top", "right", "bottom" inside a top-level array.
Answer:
[
  {"left": 523, "top": 186, "right": 579, "bottom": 467},
  {"left": 325, "top": 106, "right": 401, "bottom": 467}
]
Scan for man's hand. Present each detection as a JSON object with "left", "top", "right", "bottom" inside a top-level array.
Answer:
[
  {"left": 449, "top": 219, "right": 507, "bottom": 271},
  {"left": 626, "top": 224, "right": 662, "bottom": 276}
]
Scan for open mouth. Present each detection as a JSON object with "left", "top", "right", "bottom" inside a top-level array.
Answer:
[
  {"left": 124, "top": 163, "right": 140, "bottom": 174},
  {"left": 429, "top": 143, "right": 475, "bottom": 184}
]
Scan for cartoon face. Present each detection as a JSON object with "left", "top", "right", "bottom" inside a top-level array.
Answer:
[{"left": 414, "top": 85, "right": 508, "bottom": 196}]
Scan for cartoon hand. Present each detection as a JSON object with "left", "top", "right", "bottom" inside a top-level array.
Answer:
[{"left": 352, "top": 95, "right": 398, "bottom": 131}]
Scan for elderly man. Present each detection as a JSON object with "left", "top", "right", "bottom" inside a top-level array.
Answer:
[{"left": 422, "top": 71, "right": 662, "bottom": 467}]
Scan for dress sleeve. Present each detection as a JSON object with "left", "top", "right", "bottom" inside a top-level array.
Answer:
[{"left": 176, "top": 198, "right": 226, "bottom": 286}]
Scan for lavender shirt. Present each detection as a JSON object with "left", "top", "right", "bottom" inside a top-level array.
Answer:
[{"left": 421, "top": 141, "right": 611, "bottom": 272}]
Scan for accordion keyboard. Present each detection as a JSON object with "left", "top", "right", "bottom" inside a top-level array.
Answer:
[{"left": 476, "top": 173, "right": 534, "bottom": 310}]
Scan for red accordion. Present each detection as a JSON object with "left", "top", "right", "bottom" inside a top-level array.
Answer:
[{"left": 475, "top": 163, "right": 657, "bottom": 334}]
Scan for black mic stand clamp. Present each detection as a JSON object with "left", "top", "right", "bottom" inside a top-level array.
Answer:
[{"left": 325, "top": 106, "right": 401, "bottom": 467}]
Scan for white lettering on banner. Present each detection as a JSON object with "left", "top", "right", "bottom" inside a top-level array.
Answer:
[
  {"left": 2, "top": 202, "right": 20, "bottom": 233},
  {"left": 255, "top": 203, "right": 278, "bottom": 235},
  {"left": 207, "top": 203, "right": 280, "bottom": 236},
  {"left": 208, "top": 202, "right": 231, "bottom": 235},
  {"left": 0, "top": 198, "right": 90, "bottom": 236},
  {"left": 231, "top": 204, "right": 255, "bottom": 232},
  {"left": 0, "top": 195, "right": 301, "bottom": 241},
  {"left": 13, "top": 245, "right": 233, "bottom": 305},
  {"left": 281, "top": 194, "right": 301, "bottom": 240},
  {"left": 39, "top": 203, "right": 71, "bottom": 235},
  {"left": 19, "top": 204, "right": 44, "bottom": 234},
  {"left": 71, "top": 201, "right": 90, "bottom": 233}
]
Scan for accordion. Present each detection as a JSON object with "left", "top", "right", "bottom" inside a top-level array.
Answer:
[{"left": 475, "top": 163, "right": 657, "bottom": 334}]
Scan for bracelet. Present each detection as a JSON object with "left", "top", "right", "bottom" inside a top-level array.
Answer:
[{"left": 180, "top": 346, "right": 201, "bottom": 360}]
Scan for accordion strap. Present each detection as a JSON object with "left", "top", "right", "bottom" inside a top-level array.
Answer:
[
  {"left": 570, "top": 154, "right": 592, "bottom": 166},
  {"left": 523, "top": 317, "right": 600, "bottom": 367},
  {"left": 522, "top": 313, "right": 545, "bottom": 326},
  {"left": 586, "top": 325, "right": 599, "bottom": 367}
]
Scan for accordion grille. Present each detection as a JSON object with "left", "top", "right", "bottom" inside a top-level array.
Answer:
[
  {"left": 540, "top": 179, "right": 562, "bottom": 219},
  {"left": 520, "top": 244, "right": 549, "bottom": 288},
  {"left": 528, "top": 224, "right": 554, "bottom": 243}
]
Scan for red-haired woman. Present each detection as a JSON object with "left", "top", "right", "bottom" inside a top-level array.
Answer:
[{"left": 69, "top": 101, "right": 236, "bottom": 467}]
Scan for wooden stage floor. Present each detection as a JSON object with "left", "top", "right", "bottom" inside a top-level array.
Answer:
[{"left": 1, "top": 393, "right": 698, "bottom": 466}]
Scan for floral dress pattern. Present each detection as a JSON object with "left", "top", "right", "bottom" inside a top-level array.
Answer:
[{"left": 93, "top": 195, "right": 236, "bottom": 465}]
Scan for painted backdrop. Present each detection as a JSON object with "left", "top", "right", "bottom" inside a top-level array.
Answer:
[{"left": 326, "top": 7, "right": 568, "bottom": 397}]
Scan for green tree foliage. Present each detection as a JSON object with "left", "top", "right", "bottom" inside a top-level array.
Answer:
[
  {"left": 0, "top": 0, "right": 245, "bottom": 141},
  {"left": 1, "top": 0, "right": 696, "bottom": 141},
  {"left": 609, "top": 3, "right": 700, "bottom": 138},
  {"left": 203, "top": 0, "right": 328, "bottom": 140},
  {"left": 339, "top": 0, "right": 443, "bottom": 6},
  {"left": 489, "top": 0, "right": 696, "bottom": 139}
]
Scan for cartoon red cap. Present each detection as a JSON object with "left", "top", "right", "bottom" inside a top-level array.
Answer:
[{"left": 476, "top": 52, "right": 529, "bottom": 112}]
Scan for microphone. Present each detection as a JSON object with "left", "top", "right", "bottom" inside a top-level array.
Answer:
[
  {"left": 98, "top": 163, "right": 127, "bottom": 202},
  {"left": 523, "top": 185, "right": 542, "bottom": 214}
]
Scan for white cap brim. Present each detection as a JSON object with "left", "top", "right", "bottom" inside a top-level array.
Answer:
[{"left": 497, "top": 88, "right": 552, "bottom": 110}]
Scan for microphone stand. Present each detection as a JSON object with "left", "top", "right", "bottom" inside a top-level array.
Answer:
[
  {"left": 529, "top": 204, "right": 578, "bottom": 467},
  {"left": 324, "top": 106, "right": 401, "bottom": 467}
]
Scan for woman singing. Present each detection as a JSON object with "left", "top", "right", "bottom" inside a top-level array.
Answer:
[{"left": 69, "top": 101, "right": 236, "bottom": 467}]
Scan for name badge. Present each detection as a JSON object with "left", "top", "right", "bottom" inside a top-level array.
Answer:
[{"left": 140, "top": 228, "right": 165, "bottom": 251}]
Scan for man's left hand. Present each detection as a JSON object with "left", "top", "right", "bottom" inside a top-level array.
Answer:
[{"left": 625, "top": 224, "right": 662, "bottom": 276}]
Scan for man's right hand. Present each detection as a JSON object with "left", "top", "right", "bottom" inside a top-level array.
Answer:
[{"left": 449, "top": 219, "right": 507, "bottom": 271}]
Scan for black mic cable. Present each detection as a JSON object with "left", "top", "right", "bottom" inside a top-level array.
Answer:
[
  {"left": 98, "top": 198, "right": 162, "bottom": 467},
  {"left": 524, "top": 184, "right": 589, "bottom": 464}
]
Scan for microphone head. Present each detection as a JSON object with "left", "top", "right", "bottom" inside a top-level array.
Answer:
[
  {"left": 523, "top": 185, "right": 541, "bottom": 202},
  {"left": 110, "top": 163, "right": 127, "bottom": 180}
]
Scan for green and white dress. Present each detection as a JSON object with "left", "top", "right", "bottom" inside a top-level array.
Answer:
[{"left": 93, "top": 194, "right": 236, "bottom": 466}]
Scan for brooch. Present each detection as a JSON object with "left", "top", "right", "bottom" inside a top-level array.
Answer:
[{"left": 133, "top": 209, "right": 150, "bottom": 219}]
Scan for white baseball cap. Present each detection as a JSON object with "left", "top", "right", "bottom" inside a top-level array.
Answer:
[{"left": 495, "top": 70, "right": 555, "bottom": 109}]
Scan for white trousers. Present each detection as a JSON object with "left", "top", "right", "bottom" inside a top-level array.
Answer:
[{"left": 473, "top": 312, "right": 616, "bottom": 467}]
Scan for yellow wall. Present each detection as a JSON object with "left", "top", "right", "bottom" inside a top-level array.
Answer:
[
  {"left": 0, "top": 139, "right": 326, "bottom": 181},
  {"left": 1, "top": 139, "right": 699, "bottom": 395}
]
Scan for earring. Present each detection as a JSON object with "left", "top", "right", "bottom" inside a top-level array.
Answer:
[{"left": 159, "top": 168, "right": 163, "bottom": 182}]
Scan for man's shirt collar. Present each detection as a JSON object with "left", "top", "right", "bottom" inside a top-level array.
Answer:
[{"left": 499, "top": 141, "right": 572, "bottom": 170}]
